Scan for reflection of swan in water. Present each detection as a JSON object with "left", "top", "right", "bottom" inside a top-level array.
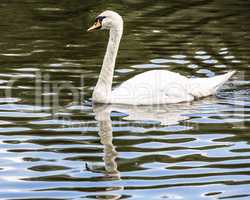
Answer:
[
  {"left": 87, "top": 10, "right": 236, "bottom": 105},
  {"left": 86, "top": 106, "right": 120, "bottom": 178},
  {"left": 93, "top": 97, "right": 219, "bottom": 126},
  {"left": 86, "top": 103, "right": 123, "bottom": 200},
  {"left": 87, "top": 97, "right": 222, "bottom": 199},
  {"left": 88, "top": 97, "right": 220, "bottom": 176}
]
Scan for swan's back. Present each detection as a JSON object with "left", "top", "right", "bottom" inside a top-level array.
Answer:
[
  {"left": 111, "top": 70, "right": 194, "bottom": 105},
  {"left": 111, "top": 70, "right": 236, "bottom": 105}
]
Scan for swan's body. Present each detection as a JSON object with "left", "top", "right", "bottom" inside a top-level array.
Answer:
[
  {"left": 111, "top": 70, "right": 235, "bottom": 105},
  {"left": 88, "top": 11, "right": 236, "bottom": 105}
]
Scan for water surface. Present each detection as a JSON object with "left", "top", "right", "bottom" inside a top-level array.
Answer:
[{"left": 0, "top": 1, "right": 250, "bottom": 199}]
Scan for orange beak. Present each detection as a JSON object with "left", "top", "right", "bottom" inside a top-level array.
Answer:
[{"left": 87, "top": 20, "right": 102, "bottom": 32}]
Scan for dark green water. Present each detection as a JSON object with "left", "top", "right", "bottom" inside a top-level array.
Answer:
[{"left": 0, "top": 0, "right": 250, "bottom": 199}]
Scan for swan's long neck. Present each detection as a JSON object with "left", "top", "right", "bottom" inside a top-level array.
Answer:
[{"left": 93, "top": 26, "right": 123, "bottom": 103}]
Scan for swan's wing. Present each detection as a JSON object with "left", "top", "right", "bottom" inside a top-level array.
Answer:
[{"left": 111, "top": 70, "right": 194, "bottom": 105}]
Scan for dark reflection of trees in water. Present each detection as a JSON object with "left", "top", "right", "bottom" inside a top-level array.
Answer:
[
  {"left": 0, "top": 0, "right": 249, "bottom": 78},
  {"left": 2, "top": 0, "right": 249, "bottom": 56}
]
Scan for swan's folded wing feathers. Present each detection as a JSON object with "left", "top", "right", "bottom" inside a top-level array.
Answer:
[{"left": 111, "top": 70, "right": 194, "bottom": 105}]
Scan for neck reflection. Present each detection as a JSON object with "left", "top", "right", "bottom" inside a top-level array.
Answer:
[{"left": 93, "top": 104, "right": 120, "bottom": 178}]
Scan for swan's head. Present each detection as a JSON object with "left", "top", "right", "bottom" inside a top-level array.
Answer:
[{"left": 87, "top": 10, "right": 123, "bottom": 32}]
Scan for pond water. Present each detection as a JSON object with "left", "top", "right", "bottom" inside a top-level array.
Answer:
[{"left": 0, "top": 0, "right": 250, "bottom": 199}]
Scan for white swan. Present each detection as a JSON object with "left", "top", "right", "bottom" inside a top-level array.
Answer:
[{"left": 88, "top": 10, "right": 236, "bottom": 105}]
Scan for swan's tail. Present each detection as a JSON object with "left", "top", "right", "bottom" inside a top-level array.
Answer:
[
  {"left": 190, "top": 70, "right": 236, "bottom": 98},
  {"left": 210, "top": 70, "right": 236, "bottom": 91}
]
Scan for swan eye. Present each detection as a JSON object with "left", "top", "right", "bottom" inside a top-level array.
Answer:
[{"left": 95, "top": 16, "right": 106, "bottom": 23}]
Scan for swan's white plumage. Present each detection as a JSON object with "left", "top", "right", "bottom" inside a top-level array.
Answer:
[
  {"left": 111, "top": 70, "right": 193, "bottom": 105},
  {"left": 111, "top": 70, "right": 236, "bottom": 105},
  {"left": 89, "top": 10, "right": 236, "bottom": 105}
]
